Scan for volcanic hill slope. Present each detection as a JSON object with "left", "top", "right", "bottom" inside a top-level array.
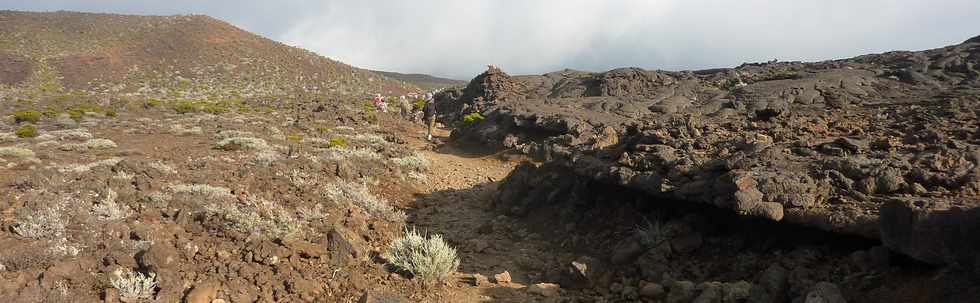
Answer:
[
  {"left": 0, "top": 10, "right": 415, "bottom": 102},
  {"left": 445, "top": 37, "right": 980, "bottom": 273},
  {"left": 370, "top": 70, "right": 466, "bottom": 91}
]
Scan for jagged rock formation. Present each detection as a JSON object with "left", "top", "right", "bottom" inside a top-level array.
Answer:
[{"left": 449, "top": 36, "right": 980, "bottom": 270}]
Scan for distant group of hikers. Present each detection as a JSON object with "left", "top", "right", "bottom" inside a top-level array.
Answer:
[{"left": 371, "top": 92, "right": 438, "bottom": 140}]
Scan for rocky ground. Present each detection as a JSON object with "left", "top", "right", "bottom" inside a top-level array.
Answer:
[{"left": 437, "top": 36, "right": 980, "bottom": 302}]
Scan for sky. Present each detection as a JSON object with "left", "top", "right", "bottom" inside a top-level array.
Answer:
[{"left": 3, "top": 1, "right": 980, "bottom": 79}]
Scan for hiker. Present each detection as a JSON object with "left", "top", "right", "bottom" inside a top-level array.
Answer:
[
  {"left": 398, "top": 95, "right": 412, "bottom": 120},
  {"left": 372, "top": 93, "right": 388, "bottom": 113},
  {"left": 422, "top": 93, "right": 437, "bottom": 141}
]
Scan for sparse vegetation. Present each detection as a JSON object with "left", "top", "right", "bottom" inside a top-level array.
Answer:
[
  {"left": 167, "top": 183, "right": 234, "bottom": 199},
  {"left": 462, "top": 112, "right": 485, "bottom": 124},
  {"left": 215, "top": 136, "right": 270, "bottom": 151},
  {"left": 13, "top": 201, "right": 69, "bottom": 239},
  {"left": 324, "top": 181, "right": 405, "bottom": 222},
  {"left": 15, "top": 123, "right": 38, "bottom": 138},
  {"left": 110, "top": 268, "right": 158, "bottom": 301},
  {"left": 59, "top": 157, "right": 122, "bottom": 173},
  {"left": 203, "top": 196, "right": 301, "bottom": 238},
  {"left": 328, "top": 136, "right": 347, "bottom": 148},
  {"left": 173, "top": 100, "right": 197, "bottom": 114},
  {"left": 392, "top": 152, "right": 431, "bottom": 172},
  {"left": 383, "top": 228, "right": 460, "bottom": 284},
  {"left": 12, "top": 109, "right": 41, "bottom": 124},
  {"left": 0, "top": 146, "right": 36, "bottom": 158},
  {"left": 91, "top": 188, "right": 129, "bottom": 221},
  {"left": 59, "top": 138, "right": 117, "bottom": 151}
]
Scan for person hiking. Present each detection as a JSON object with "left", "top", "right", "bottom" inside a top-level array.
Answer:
[
  {"left": 398, "top": 95, "right": 412, "bottom": 120},
  {"left": 422, "top": 93, "right": 437, "bottom": 141},
  {"left": 372, "top": 93, "right": 388, "bottom": 113}
]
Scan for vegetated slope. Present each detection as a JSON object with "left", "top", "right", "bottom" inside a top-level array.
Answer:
[
  {"left": 445, "top": 36, "right": 980, "bottom": 270},
  {"left": 0, "top": 10, "right": 415, "bottom": 101},
  {"left": 370, "top": 70, "right": 466, "bottom": 91}
]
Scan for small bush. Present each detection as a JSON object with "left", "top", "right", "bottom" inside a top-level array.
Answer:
[
  {"left": 41, "top": 106, "right": 60, "bottom": 118},
  {"left": 286, "top": 134, "right": 303, "bottom": 142},
  {"left": 13, "top": 203, "right": 68, "bottom": 239},
  {"left": 167, "top": 183, "right": 234, "bottom": 200},
  {"left": 59, "top": 157, "right": 123, "bottom": 173},
  {"left": 0, "top": 147, "right": 35, "bottom": 158},
  {"left": 92, "top": 188, "right": 129, "bottom": 221},
  {"left": 203, "top": 196, "right": 300, "bottom": 238},
  {"left": 324, "top": 181, "right": 405, "bottom": 221},
  {"left": 383, "top": 228, "right": 460, "bottom": 283},
  {"left": 145, "top": 98, "right": 162, "bottom": 107},
  {"left": 462, "top": 112, "right": 485, "bottom": 124},
  {"left": 12, "top": 110, "right": 41, "bottom": 124},
  {"left": 15, "top": 124, "right": 38, "bottom": 138},
  {"left": 173, "top": 101, "right": 197, "bottom": 114},
  {"left": 105, "top": 107, "right": 118, "bottom": 117},
  {"left": 59, "top": 138, "right": 117, "bottom": 151},
  {"left": 200, "top": 103, "right": 229, "bottom": 114},
  {"left": 328, "top": 137, "right": 347, "bottom": 148},
  {"left": 111, "top": 268, "right": 157, "bottom": 301},
  {"left": 392, "top": 153, "right": 431, "bottom": 172},
  {"left": 215, "top": 137, "right": 270, "bottom": 151}
]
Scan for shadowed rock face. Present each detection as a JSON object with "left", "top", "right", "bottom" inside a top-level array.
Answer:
[{"left": 448, "top": 36, "right": 980, "bottom": 270}]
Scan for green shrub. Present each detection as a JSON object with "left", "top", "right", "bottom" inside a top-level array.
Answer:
[
  {"left": 462, "top": 112, "right": 485, "bottom": 124},
  {"left": 41, "top": 106, "right": 60, "bottom": 118},
  {"left": 328, "top": 136, "right": 347, "bottom": 148},
  {"left": 15, "top": 124, "right": 38, "bottom": 138},
  {"left": 173, "top": 101, "right": 198, "bottom": 114},
  {"left": 145, "top": 98, "right": 162, "bottom": 107},
  {"left": 200, "top": 103, "right": 229, "bottom": 114},
  {"left": 362, "top": 101, "right": 376, "bottom": 112},
  {"left": 286, "top": 134, "right": 303, "bottom": 142},
  {"left": 12, "top": 110, "right": 41, "bottom": 124},
  {"left": 105, "top": 108, "right": 118, "bottom": 117},
  {"left": 414, "top": 99, "right": 425, "bottom": 110},
  {"left": 365, "top": 113, "right": 377, "bottom": 124},
  {"left": 383, "top": 228, "right": 459, "bottom": 284}
]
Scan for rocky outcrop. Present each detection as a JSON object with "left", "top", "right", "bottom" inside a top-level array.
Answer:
[{"left": 456, "top": 36, "right": 980, "bottom": 270}]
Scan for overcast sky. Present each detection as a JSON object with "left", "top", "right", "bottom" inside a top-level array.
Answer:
[{"left": 3, "top": 1, "right": 980, "bottom": 79}]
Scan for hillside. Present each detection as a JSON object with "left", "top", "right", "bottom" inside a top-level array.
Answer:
[
  {"left": 0, "top": 10, "right": 415, "bottom": 102},
  {"left": 370, "top": 70, "right": 466, "bottom": 91}
]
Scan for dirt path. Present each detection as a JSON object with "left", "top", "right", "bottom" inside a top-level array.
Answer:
[{"left": 401, "top": 129, "right": 571, "bottom": 302}]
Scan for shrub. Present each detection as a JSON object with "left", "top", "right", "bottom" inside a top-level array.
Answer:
[
  {"left": 203, "top": 196, "right": 300, "bottom": 238},
  {"left": 462, "top": 112, "right": 484, "bottom": 124},
  {"left": 59, "top": 157, "right": 123, "bottom": 173},
  {"left": 41, "top": 106, "right": 60, "bottom": 118},
  {"left": 15, "top": 124, "right": 38, "bottom": 138},
  {"left": 383, "top": 228, "right": 459, "bottom": 283},
  {"left": 215, "top": 137, "right": 270, "bottom": 151},
  {"left": 167, "top": 183, "right": 234, "bottom": 200},
  {"left": 0, "top": 147, "right": 35, "bottom": 158},
  {"left": 105, "top": 107, "right": 118, "bottom": 117},
  {"left": 173, "top": 100, "right": 197, "bottom": 114},
  {"left": 200, "top": 103, "right": 229, "bottom": 114},
  {"left": 13, "top": 203, "right": 67, "bottom": 239},
  {"left": 59, "top": 138, "right": 117, "bottom": 151},
  {"left": 324, "top": 181, "right": 405, "bottom": 221},
  {"left": 111, "top": 268, "right": 157, "bottom": 301},
  {"left": 92, "top": 188, "right": 129, "bottom": 221},
  {"left": 286, "top": 134, "right": 303, "bottom": 142},
  {"left": 12, "top": 110, "right": 41, "bottom": 124},
  {"left": 328, "top": 136, "right": 347, "bottom": 148},
  {"left": 145, "top": 98, "right": 162, "bottom": 108},
  {"left": 392, "top": 153, "right": 431, "bottom": 172}
]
